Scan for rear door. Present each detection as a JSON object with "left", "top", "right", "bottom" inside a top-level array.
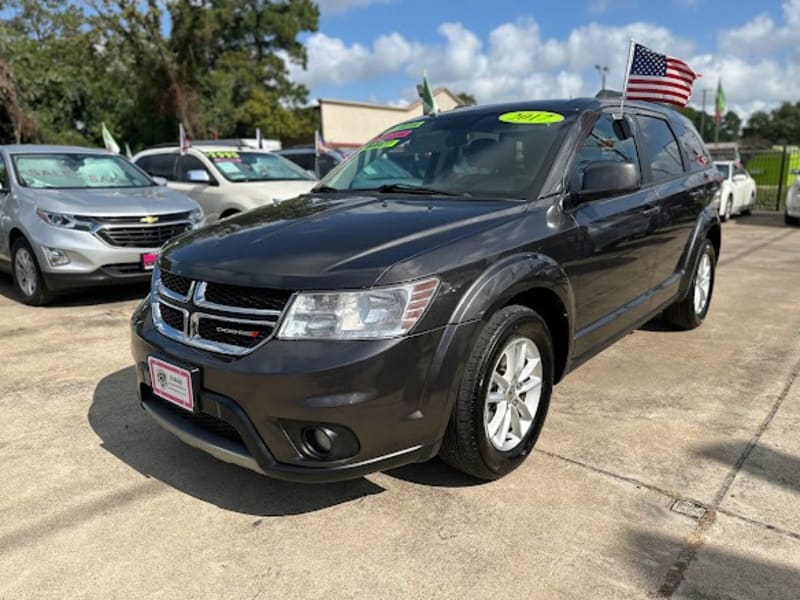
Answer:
[
  {"left": 639, "top": 113, "right": 712, "bottom": 297},
  {"left": 568, "top": 112, "right": 661, "bottom": 356}
]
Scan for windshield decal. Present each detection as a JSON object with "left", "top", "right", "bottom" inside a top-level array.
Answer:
[
  {"left": 384, "top": 121, "right": 425, "bottom": 134},
  {"left": 362, "top": 139, "right": 401, "bottom": 152},
  {"left": 498, "top": 111, "right": 565, "bottom": 125},
  {"left": 206, "top": 151, "right": 241, "bottom": 162}
]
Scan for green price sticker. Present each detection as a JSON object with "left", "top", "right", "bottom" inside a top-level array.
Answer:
[
  {"left": 498, "top": 111, "right": 564, "bottom": 125},
  {"left": 384, "top": 121, "right": 425, "bottom": 135}
]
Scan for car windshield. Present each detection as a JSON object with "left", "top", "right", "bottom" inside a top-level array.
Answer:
[
  {"left": 320, "top": 109, "right": 568, "bottom": 200},
  {"left": 12, "top": 153, "right": 153, "bottom": 189},
  {"left": 204, "top": 150, "right": 315, "bottom": 182},
  {"left": 715, "top": 163, "right": 731, "bottom": 179}
]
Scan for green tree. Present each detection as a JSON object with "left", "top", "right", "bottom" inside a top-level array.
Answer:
[
  {"left": 743, "top": 102, "right": 800, "bottom": 145},
  {"left": 679, "top": 105, "right": 741, "bottom": 142}
]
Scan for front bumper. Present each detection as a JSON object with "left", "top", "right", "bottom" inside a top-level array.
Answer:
[{"left": 131, "top": 306, "right": 480, "bottom": 482}]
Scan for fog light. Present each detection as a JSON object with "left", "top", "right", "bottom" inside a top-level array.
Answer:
[
  {"left": 42, "top": 247, "right": 70, "bottom": 267},
  {"left": 303, "top": 427, "right": 336, "bottom": 457}
]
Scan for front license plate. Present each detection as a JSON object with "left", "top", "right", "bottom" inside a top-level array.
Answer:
[
  {"left": 148, "top": 356, "right": 195, "bottom": 412},
  {"left": 141, "top": 252, "right": 158, "bottom": 271}
]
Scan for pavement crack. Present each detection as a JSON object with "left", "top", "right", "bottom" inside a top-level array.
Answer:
[{"left": 656, "top": 356, "right": 800, "bottom": 597}]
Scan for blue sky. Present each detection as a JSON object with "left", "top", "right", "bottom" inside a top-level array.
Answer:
[{"left": 288, "top": 0, "right": 799, "bottom": 119}]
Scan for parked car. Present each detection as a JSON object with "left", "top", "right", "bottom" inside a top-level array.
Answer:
[
  {"left": 130, "top": 98, "right": 721, "bottom": 482},
  {"left": 276, "top": 146, "right": 344, "bottom": 178},
  {"left": 713, "top": 160, "right": 756, "bottom": 221},
  {"left": 0, "top": 145, "right": 203, "bottom": 305},
  {"left": 786, "top": 173, "right": 800, "bottom": 225},
  {"left": 133, "top": 144, "right": 316, "bottom": 222}
]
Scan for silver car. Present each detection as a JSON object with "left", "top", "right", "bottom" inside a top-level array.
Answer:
[{"left": 0, "top": 145, "right": 203, "bottom": 305}]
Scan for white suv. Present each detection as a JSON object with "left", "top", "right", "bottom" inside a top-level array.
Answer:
[{"left": 133, "top": 145, "right": 317, "bottom": 222}]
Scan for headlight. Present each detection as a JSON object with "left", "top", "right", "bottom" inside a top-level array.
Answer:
[
  {"left": 278, "top": 278, "right": 439, "bottom": 340},
  {"left": 36, "top": 209, "right": 94, "bottom": 231},
  {"left": 189, "top": 208, "right": 204, "bottom": 226}
]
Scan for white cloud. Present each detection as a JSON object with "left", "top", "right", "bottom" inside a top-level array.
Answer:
[
  {"left": 291, "top": 11, "right": 799, "bottom": 122},
  {"left": 316, "top": 0, "right": 389, "bottom": 14}
]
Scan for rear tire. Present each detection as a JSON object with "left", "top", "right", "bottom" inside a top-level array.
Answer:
[
  {"left": 786, "top": 213, "right": 799, "bottom": 226},
  {"left": 740, "top": 193, "right": 754, "bottom": 216},
  {"left": 220, "top": 209, "right": 240, "bottom": 220},
  {"left": 663, "top": 240, "right": 716, "bottom": 330},
  {"left": 720, "top": 197, "right": 732, "bottom": 222},
  {"left": 11, "top": 238, "right": 52, "bottom": 306},
  {"left": 439, "top": 305, "right": 553, "bottom": 480}
]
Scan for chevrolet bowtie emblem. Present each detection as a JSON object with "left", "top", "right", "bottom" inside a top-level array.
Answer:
[{"left": 140, "top": 215, "right": 159, "bottom": 224}]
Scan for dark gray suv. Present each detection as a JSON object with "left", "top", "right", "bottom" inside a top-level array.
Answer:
[{"left": 131, "top": 98, "right": 721, "bottom": 482}]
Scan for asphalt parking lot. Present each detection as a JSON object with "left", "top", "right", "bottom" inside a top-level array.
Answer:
[{"left": 1, "top": 213, "right": 798, "bottom": 600}]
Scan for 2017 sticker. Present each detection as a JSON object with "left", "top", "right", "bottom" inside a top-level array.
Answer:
[{"left": 498, "top": 111, "right": 565, "bottom": 125}]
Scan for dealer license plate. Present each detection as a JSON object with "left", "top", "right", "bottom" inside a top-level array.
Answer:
[
  {"left": 148, "top": 356, "right": 195, "bottom": 412},
  {"left": 141, "top": 252, "right": 158, "bottom": 271}
]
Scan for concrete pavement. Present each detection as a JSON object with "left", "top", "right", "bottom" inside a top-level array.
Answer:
[{"left": 1, "top": 213, "right": 798, "bottom": 599}]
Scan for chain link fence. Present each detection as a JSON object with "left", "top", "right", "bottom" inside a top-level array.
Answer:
[{"left": 740, "top": 146, "right": 800, "bottom": 211}]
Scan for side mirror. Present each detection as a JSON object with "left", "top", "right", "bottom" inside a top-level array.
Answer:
[
  {"left": 151, "top": 176, "right": 168, "bottom": 187},
  {"left": 574, "top": 161, "right": 640, "bottom": 201},
  {"left": 186, "top": 169, "right": 211, "bottom": 184}
]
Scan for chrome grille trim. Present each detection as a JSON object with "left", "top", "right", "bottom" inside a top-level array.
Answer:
[
  {"left": 193, "top": 282, "right": 283, "bottom": 317},
  {"left": 151, "top": 270, "right": 290, "bottom": 357}
]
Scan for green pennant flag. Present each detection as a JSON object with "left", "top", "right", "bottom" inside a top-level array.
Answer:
[
  {"left": 715, "top": 81, "right": 726, "bottom": 124},
  {"left": 101, "top": 122, "right": 120, "bottom": 154},
  {"left": 419, "top": 75, "right": 439, "bottom": 117}
]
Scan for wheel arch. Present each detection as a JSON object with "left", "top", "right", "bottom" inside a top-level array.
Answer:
[{"left": 450, "top": 253, "right": 575, "bottom": 383}]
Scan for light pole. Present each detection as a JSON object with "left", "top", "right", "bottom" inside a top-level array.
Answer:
[
  {"left": 700, "top": 87, "right": 713, "bottom": 141},
  {"left": 595, "top": 64, "right": 609, "bottom": 92}
]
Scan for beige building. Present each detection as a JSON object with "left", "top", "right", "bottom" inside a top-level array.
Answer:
[{"left": 319, "top": 88, "right": 465, "bottom": 148}]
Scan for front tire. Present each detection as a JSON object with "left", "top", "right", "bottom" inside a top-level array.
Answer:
[
  {"left": 11, "top": 238, "right": 52, "bottom": 306},
  {"left": 720, "top": 196, "right": 733, "bottom": 222},
  {"left": 439, "top": 305, "right": 553, "bottom": 480},
  {"left": 663, "top": 239, "right": 716, "bottom": 330}
]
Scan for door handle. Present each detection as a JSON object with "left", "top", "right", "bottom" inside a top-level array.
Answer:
[
  {"left": 642, "top": 206, "right": 660, "bottom": 216},
  {"left": 689, "top": 189, "right": 705, "bottom": 199}
]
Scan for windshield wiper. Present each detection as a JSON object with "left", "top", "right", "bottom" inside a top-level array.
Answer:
[
  {"left": 312, "top": 185, "right": 343, "bottom": 193},
  {"left": 371, "top": 183, "right": 469, "bottom": 197}
]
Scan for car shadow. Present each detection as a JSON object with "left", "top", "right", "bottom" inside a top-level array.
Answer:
[
  {"left": 89, "top": 366, "right": 385, "bottom": 516},
  {"left": 695, "top": 441, "right": 800, "bottom": 494},
  {"left": 627, "top": 530, "right": 800, "bottom": 598},
  {"left": 732, "top": 211, "right": 793, "bottom": 229},
  {"left": 386, "top": 458, "right": 483, "bottom": 487},
  {"left": 0, "top": 272, "right": 150, "bottom": 307}
]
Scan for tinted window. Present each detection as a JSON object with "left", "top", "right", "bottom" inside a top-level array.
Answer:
[
  {"left": 636, "top": 116, "right": 684, "bottom": 183},
  {"left": 176, "top": 154, "right": 209, "bottom": 182},
  {"left": 283, "top": 152, "right": 315, "bottom": 171},
  {"left": 571, "top": 114, "right": 640, "bottom": 190},
  {"left": 678, "top": 125, "right": 711, "bottom": 173},
  {"left": 715, "top": 163, "right": 731, "bottom": 179},
  {"left": 0, "top": 156, "right": 8, "bottom": 189},
  {"left": 136, "top": 153, "right": 177, "bottom": 180}
]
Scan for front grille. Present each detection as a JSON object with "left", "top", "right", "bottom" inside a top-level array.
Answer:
[
  {"left": 95, "top": 212, "right": 192, "bottom": 225},
  {"left": 203, "top": 282, "right": 291, "bottom": 313},
  {"left": 98, "top": 223, "right": 191, "bottom": 248},
  {"left": 152, "top": 270, "right": 291, "bottom": 356},
  {"left": 161, "top": 271, "right": 192, "bottom": 297},
  {"left": 159, "top": 303, "right": 185, "bottom": 332},
  {"left": 151, "top": 393, "right": 243, "bottom": 444},
  {"left": 197, "top": 316, "right": 273, "bottom": 349}
]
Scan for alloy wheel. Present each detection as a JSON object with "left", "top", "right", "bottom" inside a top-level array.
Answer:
[
  {"left": 484, "top": 336, "right": 543, "bottom": 452},
  {"left": 694, "top": 251, "right": 712, "bottom": 315},
  {"left": 14, "top": 247, "right": 38, "bottom": 297}
]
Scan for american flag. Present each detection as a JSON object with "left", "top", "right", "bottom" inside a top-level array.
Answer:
[{"left": 624, "top": 43, "right": 699, "bottom": 107}]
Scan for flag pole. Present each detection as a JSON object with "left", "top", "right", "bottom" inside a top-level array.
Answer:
[{"left": 616, "top": 39, "right": 636, "bottom": 119}]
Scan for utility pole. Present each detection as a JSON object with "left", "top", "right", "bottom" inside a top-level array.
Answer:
[
  {"left": 594, "top": 64, "right": 609, "bottom": 92},
  {"left": 700, "top": 88, "right": 712, "bottom": 141}
]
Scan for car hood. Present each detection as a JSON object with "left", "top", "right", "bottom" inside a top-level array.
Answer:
[
  {"left": 160, "top": 193, "right": 523, "bottom": 289},
  {"left": 20, "top": 186, "right": 199, "bottom": 216},
  {"left": 225, "top": 180, "right": 317, "bottom": 202}
]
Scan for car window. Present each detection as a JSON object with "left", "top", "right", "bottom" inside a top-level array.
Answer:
[
  {"left": 570, "top": 114, "right": 640, "bottom": 191},
  {"left": 0, "top": 156, "right": 8, "bottom": 189},
  {"left": 635, "top": 115, "right": 684, "bottom": 183},
  {"left": 13, "top": 153, "right": 154, "bottom": 189},
  {"left": 204, "top": 151, "right": 315, "bottom": 182},
  {"left": 715, "top": 163, "right": 731, "bottom": 179},
  {"left": 136, "top": 153, "right": 177, "bottom": 180},
  {"left": 324, "top": 110, "right": 568, "bottom": 200},
  {"left": 677, "top": 125, "right": 711, "bottom": 173},
  {"left": 734, "top": 165, "right": 747, "bottom": 177},
  {"left": 177, "top": 154, "right": 209, "bottom": 182},
  {"left": 283, "top": 152, "right": 315, "bottom": 172}
]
